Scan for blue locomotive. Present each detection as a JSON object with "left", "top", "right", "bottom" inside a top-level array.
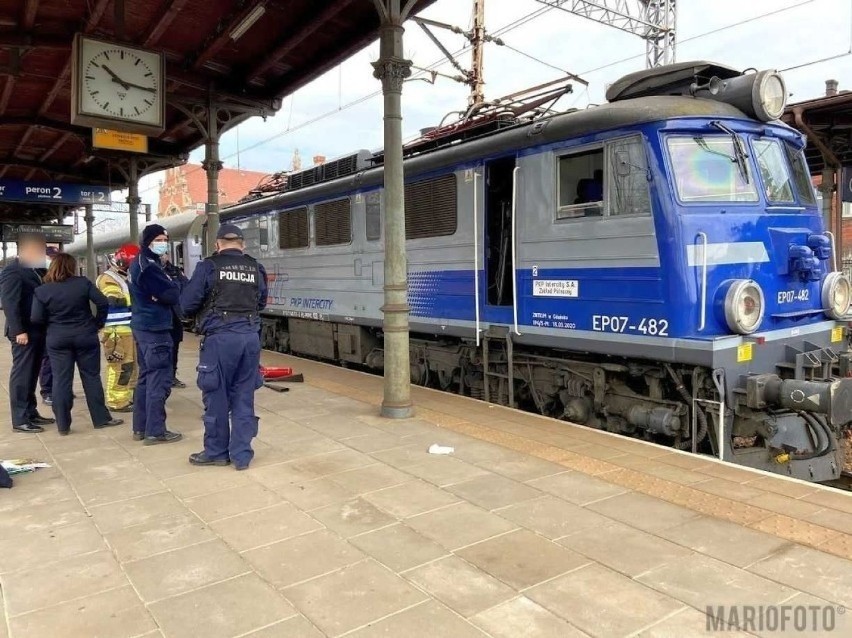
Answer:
[{"left": 70, "top": 61, "right": 852, "bottom": 482}]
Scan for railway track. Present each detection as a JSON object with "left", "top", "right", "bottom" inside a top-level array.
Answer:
[{"left": 825, "top": 472, "right": 852, "bottom": 492}]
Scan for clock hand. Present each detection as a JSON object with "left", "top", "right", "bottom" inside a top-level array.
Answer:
[
  {"left": 102, "top": 65, "right": 130, "bottom": 90},
  {"left": 124, "top": 81, "right": 156, "bottom": 93}
]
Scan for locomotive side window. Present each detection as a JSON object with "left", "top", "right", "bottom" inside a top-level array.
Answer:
[
  {"left": 784, "top": 143, "right": 817, "bottom": 205},
  {"left": 753, "top": 138, "right": 795, "bottom": 203},
  {"left": 365, "top": 191, "right": 381, "bottom": 241},
  {"left": 606, "top": 135, "right": 651, "bottom": 216},
  {"left": 405, "top": 174, "right": 457, "bottom": 239},
  {"left": 556, "top": 148, "right": 604, "bottom": 218},
  {"left": 278, "top": 206, "right": 309, "bottom": 249},
  {"left": 315, "top": 198, "right": 352, "bottom": 246},
  {"left": 666, "top": 136, "right": 759, "bottom": 203}
]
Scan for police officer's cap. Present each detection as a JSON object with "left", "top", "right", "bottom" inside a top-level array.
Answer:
[{"left": 216, "top": 224, "right": 244, "bottom": 240}]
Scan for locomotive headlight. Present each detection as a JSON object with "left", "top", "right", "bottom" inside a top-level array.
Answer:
[
  {"left": 699, "top": 70, "right": 787, "bottom": 122},
  {"left": 754, "top": 71, "right": 787, "bottom": 121},
  {"left": 822, "top": 272, "right": 852, "bottom": 319},
  {"left": 724, "top": 280, "right": 765, "bottom": 334}
]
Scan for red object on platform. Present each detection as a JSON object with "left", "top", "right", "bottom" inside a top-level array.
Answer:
[{"left": 260, "top": 366, "right": 294, "bottom": 380}]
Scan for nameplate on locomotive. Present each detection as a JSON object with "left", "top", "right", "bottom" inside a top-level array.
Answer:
[{"left": 533, "top": 280, "right": 579, "bottom": 298}]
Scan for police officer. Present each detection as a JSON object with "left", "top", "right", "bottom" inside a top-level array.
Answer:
[
  {"left": 161, "top": 252, "right": 189, "bottom": 388},
  {"left": 181, "top": 224, "right": 267, "bottom": 470},
  {"left": 97, "top": 244, "right": 140, "bottom": 413},
  {"left": 0, "top": 232, "right": 55, "bottom": 433},
  {"left": 129, "top": 224, "right": 182, "bottom": 445}
]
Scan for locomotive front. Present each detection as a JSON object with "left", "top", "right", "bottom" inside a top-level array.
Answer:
[{"left": 644, "top": 64, "right": 852, "bottom": 481}]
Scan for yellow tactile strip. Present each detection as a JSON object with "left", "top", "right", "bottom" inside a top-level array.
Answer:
[{"left": 299, "top": 369, "right": 852, "bottom": 560}]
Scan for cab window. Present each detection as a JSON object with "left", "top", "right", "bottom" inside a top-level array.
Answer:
[
  {"left": 666, "top": 135, "right": 759, "bottom": 203},
  {"left": 784, "top": 142, "right": 817, "bottom": 205},
  {"left": 752, "top": 138, "right": 795, "bottom": 203}
]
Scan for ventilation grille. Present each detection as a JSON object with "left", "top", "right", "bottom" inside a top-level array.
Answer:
[
  {"left": 278, "top": 207, "right": 309, "bottom": 249},
  {"left": 284, "top": 150, "right": 372, "bottom": 192},
  {"left": 315, "top": 198, "right": 352, "bottom": 246},
  {"left": 405, "top": 174, "right": 457, "bottom": 240}
]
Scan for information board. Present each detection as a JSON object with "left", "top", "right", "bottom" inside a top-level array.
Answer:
[
  {"left": 0, "top": 179, "right": 111, "bottom": 205},
  {"left": 1, "top": 224, "right": 75, "bottom": 244}
]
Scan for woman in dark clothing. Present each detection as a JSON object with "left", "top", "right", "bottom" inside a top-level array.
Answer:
[{"left": 31, "top": 254, "right": 123, "bottom": 435}]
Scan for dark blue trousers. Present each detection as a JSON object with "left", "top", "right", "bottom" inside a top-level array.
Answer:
[
  {"left": 197, "top": 331, "right": 261, "bottom": 466},
  {"left": 39, "top": 354, "right": 52, "bottom": 398},
  {"left": 132, "top": 330, "right": 173, "bottom": 438},
  {"left": 46, "top": 330, "right": 111, "bottom": 432},
  {"left": 8, "top": 331, "right": 45, "bottom": 427}
]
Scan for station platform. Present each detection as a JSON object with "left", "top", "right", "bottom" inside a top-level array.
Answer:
[{"left": 1, "top": 336, "right": 852, "bottom": 638}]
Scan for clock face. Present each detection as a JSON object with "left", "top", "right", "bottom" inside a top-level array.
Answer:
[{"left": 75, "top": 37, "right": 164, "bottom": 130}]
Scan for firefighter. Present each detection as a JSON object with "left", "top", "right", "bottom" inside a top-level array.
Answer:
[
  {"left": 96, "top": 243, "right": 139, "bottom": 413},
  {"left": 180, "top": 224, "right": 267, "bottom": 470}
]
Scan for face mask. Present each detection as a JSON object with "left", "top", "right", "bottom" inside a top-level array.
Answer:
[{"left": 150, "top": 242, "right": 169, "bottom": 256}]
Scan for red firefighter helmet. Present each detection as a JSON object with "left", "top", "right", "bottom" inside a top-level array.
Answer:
[{"left": 113, "top": 243, "right": 140, "bottom": 271}]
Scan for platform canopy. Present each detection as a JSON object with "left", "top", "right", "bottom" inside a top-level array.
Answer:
[
  {"left": 0, "top": 0, "right": 435, "bottom": 224},
  {"left": 783, "top": 91, "right": 852, "bottom": 174}
]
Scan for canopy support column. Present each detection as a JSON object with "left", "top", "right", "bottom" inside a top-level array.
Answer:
[
  {"left": 373, "top": 0, "right": 415, "bottom": 419},
  {"left": 85, "top": 204, "right": 95, "bottom": 280},
  {"left": 203, "top": 93, "right": 223, "bottom": 252},
  {"left": 126, "top": 156, "right": 141, "bottom": 244}
]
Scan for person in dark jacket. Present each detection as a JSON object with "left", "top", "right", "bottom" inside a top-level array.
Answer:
[
  {"left": 0, "top": 232, "right": 55, "bottom": 433},
  {"left": 128, "top": 224, "right": 182, "bottom": 445},
  {"left": 31, "top": 254, "right": 123, "bottom": 435},
  {"left": 161, "top": 252, "right": 189, "bottom": 388},
  {"left": 38, "top": 247, "right": 59, "bottom": 405},
  {"left": 181, "top": 224, "right": 267, "bottom": 470}
]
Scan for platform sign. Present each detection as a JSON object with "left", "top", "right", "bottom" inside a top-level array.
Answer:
[
  {"left": 842, "top": 167, "right": 852, "bottom": 203},
  {"left": 92, "top": 128, "right": 148, "bottom": 153},
  {"left": 1, "top": 224, "right": 74, "bottom": 244},
  {"left": 0, "top": 180, "right": 111, "bottom": 205}
]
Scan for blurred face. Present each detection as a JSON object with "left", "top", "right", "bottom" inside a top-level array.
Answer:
[{"left": 18, "top": 238, "right": 47, "bottom": 267}]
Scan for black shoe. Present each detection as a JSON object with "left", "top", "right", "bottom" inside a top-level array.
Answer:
[
  {"left": 172, "top": 379, "right": 187, "bottom": 389},
  {"left": 132, "top": 432, "right": 145, "bottom": 441},
  {"left": 112, "top": 404, "right": 134, "bottom": 413},
  {"left": 188, "top": 452, "right": 230, "bottom": 467},
  {"left": 13, "top": 423, "right": 44, "bottom": 433},
  {"left": 58, "top": 429, "right": 70, "bottom": 436},
  {"left": 144, "top": 430, "right": 183, "bottom": 445},
  {"left": 234, "top": 462, "right": 250, "bottom": 471},
  {"left": 94, "top": 419, "right": 123, "bottom": 429},
  {"left": 31, "top": 415, "right": 55, "bottom": 425}
]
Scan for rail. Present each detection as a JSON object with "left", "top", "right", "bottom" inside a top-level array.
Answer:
[
  {"left": 512, "top": 166, "right": 521, "bottom": 336},
  {"left": 697, "top": 231, "right": 708, "bottom": 331}
]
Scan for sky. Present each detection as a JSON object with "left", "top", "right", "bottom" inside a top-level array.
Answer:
[{"left": 119, "top": 0, "right": 852, "bottom": 221}]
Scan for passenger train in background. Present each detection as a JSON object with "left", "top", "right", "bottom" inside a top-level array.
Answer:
[{"left": 69, "top": 61, "right": 852, "bottom": 483}]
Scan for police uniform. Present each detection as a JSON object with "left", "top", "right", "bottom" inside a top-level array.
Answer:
[
  {"left": 129, "top": 224, "right": 182, "bottom": 444},
  {"left": 181, "top": 224, "right": 268, "bottom": 470},
  {"left": 97, "top": 266, "right": 137, "bottom": 411}
]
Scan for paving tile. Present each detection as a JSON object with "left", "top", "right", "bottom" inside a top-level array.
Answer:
[
  {"left": 89, "top": 491, "right": 187, "bottom": 534},
  {"left": 481, "top": 453, "right": 567, "bottom": 482},
  {"left": 348, "top": 524, "right": 448, "bottom": 572},
  {"left": 586, "top": 491, "right": 701, "bottom": 532},
  {"left": 559, "top": 519, "right": 690, "bottom": 578},
  {"left": 767, "top": 592, "right": 852, "bottom": 638},
  {"left": 636, "top": 607, "right": 753, "bottom": 638},
  {"left": 0, "top": 498, "right": 87, "bottom": 537},
  {"left": 0, "top": 473, "right": 78, "bottom": 513},
  {"left": 371, "top": 444, "right": 433, "bottom": 468},
  {"left": 310, "top": 497, "right": 397, "bottom": 538},
  {"left": 655, "top": 515, "right": 792, "bottom": 568},
  {"left": 445, "top": 474, "right": 542, "bottom": 511},
  {"left": 691, "top": 477, "right": 768, "bottom": 501},
  {"left": 1, "top": 550, "right": 127, "bottom": 616},
  {"left": 495, "top": 495, "right": 611, "bottom": 540},
  {"left": 283, "top": 448, "right": 376, "bottom": 479},
  {"left": 149, "top": 573, "right": 296, "bottom": 638},
  {"left": 745, "top": 492, "right": 826, "bottom": 518},
  {"left": 74, "top": 475, "right": 166, "bottom": 507},
  {"left": 243, "top": 529, "right": 365, "bottom": 588},
  {"left": 407, "top": 502, "right": 517, "bottom": 550},
  {"left": 123, "top": 539, "right": 250, "bottom": 602},
  {"left": 7, "top": 585, "right": 156, "bottom": 638},
  {"left": 404, "top": 556, "right": 515, "bottom": 617},
  {"left": 0, "top": 520, "right": 105, "bottom": 573},
  {"left": 526, "top": 471, "right": 628, "bottom": 505},
  {"left": 458, "top": 529, "right": 588, "bottom": 589},
  {"left": 342, "top": 432, "right": 409, "bottom": 453},
  {"left": 209, "top": 502, "right": 323, "bottom": 552},
  {"left": 527, "top": 564, "right": 683, "bottom": 638},
  {"left": 637, "top": 553, "right": 796, "bottom": 608},
  {"left": 60, "top": 457, "right": 151, "bottom": 486},
  {"left": 285, "top": 559, "right": 426, "bottom": 636},
  {"left": 347, "top": 600, "right": 488, "bottom": 638},
  {"left": 748, "top": 544, "right": 852, "bottom": 608},
  {"left": 105, "top": 512, "right": 217, "bottom": 562},
  {"left": 326, "top": 463, "right": 410, "bottom": 495},
  {"left": 163, "top": 467, "right": 254, "bottom": 499},
  {"left": 803, "top": 507, "right": 852, "bottom": 534},
  {"left": 402, "top": 457, "right": 493, "bottom": 487},
  {"left": 744, "top": 475, "right": 821, "bottom": 499},
  {"left": 805, "top": 487, "right": 852, "bottom": 514},
  {"left": 243, "top": 615, "right": 324, "bottom": 637},
  {"left": 750, "top": 514, "right": 840, "bottom": 547},
  {"left": 185, "top": 482, "right": 282, "bottom": 522},
  {"left": 268, "top": 476, "right": 358, "bottom": 511},
  {"left": 362, "top": 480, "right": 460, "bottom": 518},
  {"left": 471, "top": 596, "right": 590, "bottom": 638}
]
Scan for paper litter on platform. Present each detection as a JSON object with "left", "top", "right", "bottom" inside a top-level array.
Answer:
[{"left": 0, "top": 459, "right": 52, "bottom": 475}]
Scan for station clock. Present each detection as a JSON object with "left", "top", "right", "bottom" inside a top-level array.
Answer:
[{"left": 71, "top": 35, "right": 166, "bottom": 135}]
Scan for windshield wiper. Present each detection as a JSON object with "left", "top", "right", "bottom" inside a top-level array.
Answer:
[{"left": 711, "top": 121, "right": 750, "bottom": 184}]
